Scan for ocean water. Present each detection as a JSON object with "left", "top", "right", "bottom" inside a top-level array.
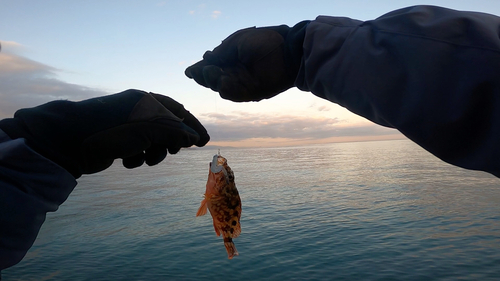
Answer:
[{"left": 3, "top": 139, "right": 500, "bottom": 280}]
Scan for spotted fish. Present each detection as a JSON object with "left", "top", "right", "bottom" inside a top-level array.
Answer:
[{"left": 196, "top": 154, "right": 242, "bottom": 259}]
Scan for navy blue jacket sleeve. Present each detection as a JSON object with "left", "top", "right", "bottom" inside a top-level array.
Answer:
[
  {"left": 295, "top": 5, "right": 500, "bottom": 177},
  {"left": 0, "top": 129, "right": 77, "bottom": 270}
]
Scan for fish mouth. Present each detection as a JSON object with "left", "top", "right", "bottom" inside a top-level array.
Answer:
[
  {"left": 209, "top": 154, "right": 229, "bottom": 183},
  {"left": 210, "top": 154, "right": 223, "bottom": 173}
]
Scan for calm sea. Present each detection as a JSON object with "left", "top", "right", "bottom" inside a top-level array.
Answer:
[{"left": 3, "top": 140, "right": 500, "bottom": 280}]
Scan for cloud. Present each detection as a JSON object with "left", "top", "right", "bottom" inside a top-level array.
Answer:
[
  {"left": 187, "top": 5, "right": 221, "bottom": 19},
  {"left": 0, "top": 50, "right": 107, "bottom": 118},
  {"left": 0, "top": 41, "right": 24, "bottom": 52},
  {"left": 316, "top": 105, "right": 330, "bottom": 112},
  {"left": 199, "top": 111, "right": 403, "bottom": 146},
  {"left": 308, "top": 101, "right": 335, "bottom": 112},
  {"left": 211, "top": 10, "right": 222, "bottom": 19}
]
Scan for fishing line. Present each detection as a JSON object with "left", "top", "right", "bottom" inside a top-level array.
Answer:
[{"left": 213, "top": 92, "right": 220, "bottom": 152}]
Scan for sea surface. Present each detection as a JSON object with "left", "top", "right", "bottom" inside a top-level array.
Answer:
[{"left": 3, "top": 140, "right": 500, "bottom": 280}]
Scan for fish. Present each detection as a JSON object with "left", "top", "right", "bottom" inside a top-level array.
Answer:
[{"left": 196, "top": 154, "right": 242, "bottom": 259}]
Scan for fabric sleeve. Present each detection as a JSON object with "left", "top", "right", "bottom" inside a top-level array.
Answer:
[
  {"left": 0, "top": 129, "right": 77, "bottom": 270},
  {"left": 295, "top": 5, "right": 500, "bottom": 177}
]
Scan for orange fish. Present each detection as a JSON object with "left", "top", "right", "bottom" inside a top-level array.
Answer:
[{"left": 196, "top": 154, "right": 242, "bottom": 259}]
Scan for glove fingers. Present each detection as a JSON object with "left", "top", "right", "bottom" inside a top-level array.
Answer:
[
  {"left": 150, "top": 94, "right": 210, "bottom": 147},
  {"left": 144, "top": 145, "right": 168, "bottom": 166},
  {"left": 147, "top": 122, "right": 201, "bottom": 151},
  {"left": 82, "top": 122, "right": 198, "bottom": 171},
  {"left": 187, "top": 61, "right": 253, "bottom": 102},
  {"left": 96, "top": 125, "right": 190, "bottom": 170},
  {"left": 202, "top": 65, "right": 224, "bottom": 92},
  {"left": 167, "top": 146, "right": 181, "bottom": 155},
  {"left": 123, "top": 153, "right": 145, "bottom": 169},
  {"left": 185, "top": 60, "right": 210, "bottom": 87},
  {"left": 205, "top": 65, "right": 257, "bottom": 102}
]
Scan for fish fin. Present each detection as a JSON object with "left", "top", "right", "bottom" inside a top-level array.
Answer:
[
  {"left": 205, "top": 171, "right": 218, "bottom": 195},
  {"left": 224, "top": 240, "right": 239, "bottom": 259},
  {"left": 196, "top": 199, "right": 208, "bottom": 217},
  {"left": 212, "top": 218, "right": 222, "bottom": 236}
]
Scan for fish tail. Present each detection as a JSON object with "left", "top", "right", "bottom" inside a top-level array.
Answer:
[
  {"left": 223, "top": 238, "right": 239, "bottom": 259},
  {"left": 196, "top": 199, "right": 208, "bottom": 217}
]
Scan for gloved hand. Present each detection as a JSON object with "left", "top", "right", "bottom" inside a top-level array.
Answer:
[
  {"left": 0, "top": 89, "right": 210, "bottom": 178},
  {"left": 185, "top": 21, "right": 309, "bottom": 102}
]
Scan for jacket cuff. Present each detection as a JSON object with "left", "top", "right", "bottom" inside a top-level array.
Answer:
[{"left": 0, "top": 129, "right": 77, "bottom": 269}]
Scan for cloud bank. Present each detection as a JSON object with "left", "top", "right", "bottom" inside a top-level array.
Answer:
[
  {"left": 0, "top": 46, "right": 107, "bottom": 118},
  {"left": 200, "top": 112, "right": 404, "bottom": 147}
]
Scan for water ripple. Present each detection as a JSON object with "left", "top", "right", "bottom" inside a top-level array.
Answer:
[{"left": 4, "top": 140, "right": 500, "bottom": 280}]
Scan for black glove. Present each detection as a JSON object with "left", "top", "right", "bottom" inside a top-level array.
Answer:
[
  {"left": 0, "top": 89, "right": 210, "bottom": 178},
  {"left": 185, "top": 21, "right": 309, "bottom": 102}
]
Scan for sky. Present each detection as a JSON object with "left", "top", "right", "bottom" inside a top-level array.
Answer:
[{"left": 1, "top": 0, "right": 500, "bottom": 147}]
